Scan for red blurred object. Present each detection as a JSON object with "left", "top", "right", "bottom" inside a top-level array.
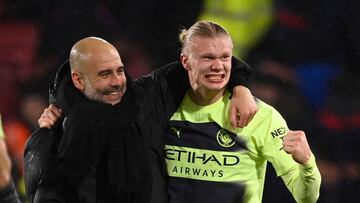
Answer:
[
  {"left": 3, "top": 119, "right": 30, "bottom": 175},
  {"left": 277, "top": 9, "right": 310, "bottom": 30},
  {"left": 318, "top": 110, "right": 360, "bottom": 132}
]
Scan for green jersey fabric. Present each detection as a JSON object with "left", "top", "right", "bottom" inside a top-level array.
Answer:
[
  {"left": 164, "top": 90, "right": 320, "bottom": 203},
  {"left": 0, "top": 115, "right": 4, "bottom": 139}
]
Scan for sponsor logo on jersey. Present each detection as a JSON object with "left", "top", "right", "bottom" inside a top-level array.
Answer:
[
  {"left": 165, "top": 145, "right": 243, "bottom": 182},
  {"left": 170, "top": 165, "right": 224, "bottom": 178},
  {"left": 270, "top": 127, "right": 287, "bottom": 138},
  {"left": 165, "top": 147, "right": 240, "bottom": 166}
]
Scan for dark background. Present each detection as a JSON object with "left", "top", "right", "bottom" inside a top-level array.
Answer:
[{"left": 0, "top": 0, "right": 359, "bottom": 202}]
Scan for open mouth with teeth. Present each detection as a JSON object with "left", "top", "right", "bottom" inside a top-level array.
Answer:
[
  {"left": 205, "top": 74, "right": 226, "bottom": 82},
  {"left": 103, "top": 91, "right": 122, "bottom": 100},
  {"left": 104, "top": 91, "right": 121, "bottom": 95}
]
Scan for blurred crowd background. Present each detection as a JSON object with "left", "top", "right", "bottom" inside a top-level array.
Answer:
[{"left": 0, "top": 0, "right": 359, "bottom": 202}]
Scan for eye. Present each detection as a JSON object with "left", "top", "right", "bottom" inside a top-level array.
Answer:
[
  {"left": 98, "top": 70, "right": 112, "bottom": 78},
  {"left": 221, "top": 55, "right": 230, "bottom": 60},
  {"left": 202, "top": 55, "right": 214, "bottom": 60},
  {"left": 116, "top": 67, "right": 125, "bottom": 75}
]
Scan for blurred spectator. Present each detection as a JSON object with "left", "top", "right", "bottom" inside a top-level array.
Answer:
[
  {"left": 0, "top": 113, "right": 22, "bottom": 203},
  {"left": 198, "top": 0, "right": 274, "bottom": 59},
  {"left": 0, "top": 0, "right": 359, "bottom": 202}
]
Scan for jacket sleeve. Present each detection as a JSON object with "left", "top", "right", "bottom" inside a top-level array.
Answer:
[
  {"left": 227, "top": 56, "right": 253, "bottom": 90},
  {"left": 281, "top": 154, "right": 321, "bottom": 203},
  {"left": 57, "top": 102, "right": 114, "bottom": 172},
  {"left": 24, "top": 128, "right": 61, "bottom": 203},
  {"left": 29, "top": 104, "right": 110, "bottom": 203},
  {"left": 0, "top": 181, "right": 21, "bottom": 203},
  {"left": 133, "top": 61, "right": 189, "bottom": 121},
  {"left": 149, "top": 61, "right": 190, "bottom": 111}
]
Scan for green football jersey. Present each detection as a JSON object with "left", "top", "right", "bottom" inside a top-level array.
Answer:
[
  {"left": 164, "top": 91, "right": 298, "bottom": 203},
  {"left": 0, "top": 115, "right": 4, "bottom": 139}
]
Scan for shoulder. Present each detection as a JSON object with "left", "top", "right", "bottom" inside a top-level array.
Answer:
[
  {"left": 247, "top": 98, "right": 287, "bottom": 133},
  {"left": 254, "top": 99, "right": 282, "bottom": 120},
  {"left": 25, "top": 128, "right": 59, "bottom": 155}
]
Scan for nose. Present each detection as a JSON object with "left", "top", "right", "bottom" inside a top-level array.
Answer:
[
  {"left": 211, "top": 59, "right": 223, "bottom": 71},
  {"left": 110, "top": 73, "right": 123, "bottom": 86}
]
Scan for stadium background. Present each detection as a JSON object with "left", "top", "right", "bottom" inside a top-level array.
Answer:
[{"left": 0, "top": 0, "right": 359, "bottom": 202}]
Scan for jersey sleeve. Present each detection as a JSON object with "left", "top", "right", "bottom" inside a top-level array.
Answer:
[
  {"left": 261, "top": 106, "right": 321, "bottom": 202},
  {"left": 262, "top": 107, "right": 298, "bottom": 176},
  {"left": 281, "top": 154, "right": 321, "bottom": 203},
  {"left": 0, "top": 115, "right": 4, "bottom": 139}
]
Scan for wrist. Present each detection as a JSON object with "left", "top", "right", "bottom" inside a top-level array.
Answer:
[
  {"left": 232, "top": 85, "right": 250, "bottom": 96},
  {"left": 301, "top": 153, "right": 315, "bottom": 168}
]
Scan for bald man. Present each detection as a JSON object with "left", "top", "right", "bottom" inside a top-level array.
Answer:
[
  {"left": 24, "top": 37, "right": 255, "bottom": 203},
  {"left": 68, "top": 37, "right": 126, "bottom": 105}
]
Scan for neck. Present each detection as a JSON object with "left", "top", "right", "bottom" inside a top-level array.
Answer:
[{"left": 188, "top": 88, "right": 226, "bottom": 106}]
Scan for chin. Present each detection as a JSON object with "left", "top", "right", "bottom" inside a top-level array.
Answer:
[
  {"left": 112, "top": 100, "right": 121, "bottom": 105},
  {"left": 208, "top": 84, "right": 227, "bottom": 90},
  {"left": 105, "top": 99, "right": 121, "bottom": 105}
]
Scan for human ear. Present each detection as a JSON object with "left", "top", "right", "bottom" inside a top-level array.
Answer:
[
  {"left": 72, "top": 72, "right": 85, "bottom": 91},
  {"left": 180, "top": 53, "right": 190, "bottom": 71}
]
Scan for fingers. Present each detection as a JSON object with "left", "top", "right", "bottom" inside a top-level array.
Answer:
[
  {"left": 46, "top": 105, "right": 62, "bottom": 122},
  {"left": 229, "top": 106, "right": 237, "bottom": 128},
  {"left": 49, "top": 104, "right": 62, "bottom": 118},
  {"left": 282, "top": 130, "right": 312, "bottom": 164},
  {"left": 237, "top": 113, "right": 246, "bottom": 128},
  {"left": 229, "top": 86, "right": 258, "bottom": 128},
  {"left": 244, "top": 103, "right": 258, "bottom": 127},
  {"left": 283, "top": 130, "right": 301, "bottom": 151},
  {"left": 38, "top": 105, "right": 63, "bottom": 129},
  {"left": 235, "top": 104, "right": 258, "bottom": 128}
]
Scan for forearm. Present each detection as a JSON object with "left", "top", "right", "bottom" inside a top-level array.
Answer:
[
  {"left": 281, "top": 154, "right": 321, "bottom": 203},
  {"left": 227, "top": 56, "right": 252, "bottom": 90},
  {"left": 143, "top": 61, "right": 189, "bottom": 114},
  {"left": 0, "top": 140, "right": 11, "bottom": 189}
]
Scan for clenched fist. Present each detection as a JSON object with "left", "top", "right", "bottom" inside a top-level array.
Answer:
[{"left": 283, "top": 130, "right": 312, "bottom": 165}]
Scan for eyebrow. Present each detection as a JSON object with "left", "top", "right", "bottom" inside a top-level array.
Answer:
[
  {"left": 97, "top": 65, "right": 125, "bottom": 75},
  {"left": 118, "top": 66, "right": 125, "bottom": 71}
]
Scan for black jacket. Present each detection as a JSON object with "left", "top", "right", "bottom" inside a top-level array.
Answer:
[
  {"left": 24, "top": 58, "right": 252, "bottom": 203},
  {"left": 0, "top": 181, "right": 22, "bottom": 203}
]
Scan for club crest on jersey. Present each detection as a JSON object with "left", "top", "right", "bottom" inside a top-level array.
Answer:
[{"left": 216, "top": 129, "right": 235, "bottom": 148}]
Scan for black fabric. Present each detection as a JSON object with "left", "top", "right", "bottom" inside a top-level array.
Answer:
[
  {"left": 0, "top": 181, "right": 22, "bottom": 203},
  {"left": 24, "top": 62, "right": 177, "bottom": 203},
  {"left": 49, "top": 60, "right": 70, "bottom": 105},
  {"left": 227, "top": 56, "right": 252, "bottom": 89},
  {"left": 24, "top": 127, "right": 63, "bottom": 203},
  {"left": 41, "top": 73, "right": 151, "bottom": 203},
  {"left": 24, "top": 58, "right": 252, "bottom": 203}
]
